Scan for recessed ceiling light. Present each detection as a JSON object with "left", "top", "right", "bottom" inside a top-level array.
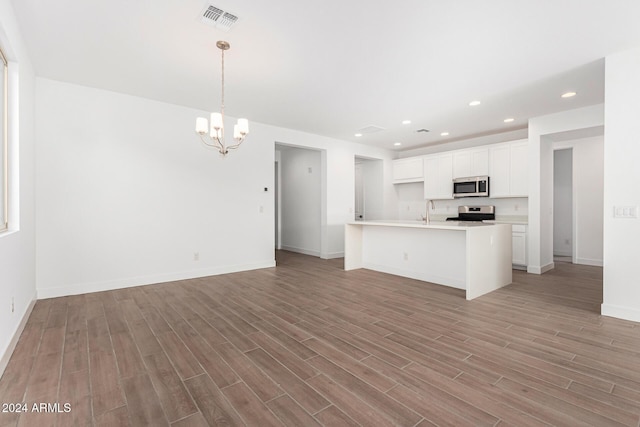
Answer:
[
  {"left": 469, "top": 100, "right": 481, "bottom": 106},
  {"left": 503, "top": 118, "right": 515, "bottom": 123},
  {"left": 440, "top": 132, "right": 450, "bottom": 137},
  {"left": 402, "top": 120, "right": 411, "bottom": 125},
  {"left": 561, "top": 91, "right": 577, "bottom": 98},
  {"left": 354, "top": 133, "right": 363, "bottom": 137},
  {"left": 394, "top": 142, "right": 402, "bottom": 146}
]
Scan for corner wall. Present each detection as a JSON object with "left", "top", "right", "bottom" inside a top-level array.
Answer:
[
  {"left": 0, "top": 0, "right": 37, "bottom": 374},
  {"left": 552, "top": 136, "right": 604, "bottom": 266},
  {"left": 602, "top": 47, "right": 640, "bottom": 321},
  {"left": 527, "top": 104, "right": 604, "bottom": 274}
]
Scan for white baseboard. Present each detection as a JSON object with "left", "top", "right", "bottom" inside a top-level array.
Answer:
[
  {"left": 280, "top": 246, "right": 321, "bottom": 257},
  {"left": 527, "top": 262, "right": 555, "bottom": 274},
  {"left": 0, "top": 297, "right": 37, "bottom": 377},
  {"left": 36, "top": 261, "right": 276, "bottom": 299},
  {"left": 576, "top": 257, "right": 603, "bottom": 267},
  {"left": 601, "top": 303, "right": 640, "bottom": 323},
  {"left": 322, "top": 251, "right": 344, "bottom": 260},
  {"left": 553, "top": 251, "right": 572, "bottom": 257}
]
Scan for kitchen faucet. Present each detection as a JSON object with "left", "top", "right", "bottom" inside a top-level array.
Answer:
[{"left": 422, "top": 200, "right": 435, "bottom": 224}]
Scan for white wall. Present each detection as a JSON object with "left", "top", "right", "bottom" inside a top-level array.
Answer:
[
  {"left": 552, "top": 136, "right": 604, "bottom": 266},
  {"left": 0, "top": 0, "right": 37, "bottom": 374},
  {"left": 36, "top": 78, "right": 276, "bottom": 298},
  {"left": 35, "top": 78, "right": 398, "bottom": 295},
  {"left": 602, "top": 47, "right": 640, "bottom": 322},
  {"left": 278, "top": 146, "right": 321, "bottom": 256},
  {"left": 528, "top": 104, "right": 604, "bottom": 274},
  {"left": 553, "top": 149, "right": 573, "bottom": 257}
]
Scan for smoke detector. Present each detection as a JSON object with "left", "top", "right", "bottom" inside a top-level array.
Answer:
[{"left": 199, "top": 3, "right": 239, "bottom": 32}]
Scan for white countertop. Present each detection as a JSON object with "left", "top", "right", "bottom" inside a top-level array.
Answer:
[
  {"left": 348, "top": 220, "right": 500, "bottom": 230},
  {"left": 483, "top": 216, "right": 528, "bottom": 225}
]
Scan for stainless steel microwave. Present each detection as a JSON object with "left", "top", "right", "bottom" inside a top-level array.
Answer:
[{"left": 453, "top": 176, "right": 490, "bottom": 198}]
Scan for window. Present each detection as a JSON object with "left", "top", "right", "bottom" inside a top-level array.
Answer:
[{"left": 0, "top": 46, "right": 6, "bottom": 232}]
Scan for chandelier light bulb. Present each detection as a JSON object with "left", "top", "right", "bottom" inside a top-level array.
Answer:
[
  {"left": 210, "top": 112, "right": 223, "bottom": 130},
  {"left": 195, "top": 117, "right": 208, "bottom": 134}
]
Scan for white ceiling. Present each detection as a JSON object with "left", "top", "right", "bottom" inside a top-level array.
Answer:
[{"left": 11, "top": 0, "right": 640, "bottom": 150}]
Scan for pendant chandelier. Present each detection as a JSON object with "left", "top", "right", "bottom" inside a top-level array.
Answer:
[{"left": 195, "top": 40, "right": 249, "bottom": 156}]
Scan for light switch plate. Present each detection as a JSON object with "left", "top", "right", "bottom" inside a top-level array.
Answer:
[{"left": 613, "top": 206, "right": 638, "bottom": 218}]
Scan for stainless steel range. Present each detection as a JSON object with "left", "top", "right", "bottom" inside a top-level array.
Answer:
[{"left": 446, "top": 205, "right": 495, "bottom": 222}]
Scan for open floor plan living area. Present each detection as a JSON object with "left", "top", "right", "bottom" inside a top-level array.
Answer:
[{"left": 2, "top": 1, "right": 640, "bottom": 426}]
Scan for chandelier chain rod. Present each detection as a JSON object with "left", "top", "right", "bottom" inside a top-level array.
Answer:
[{"left": 220, "top": 47, "right": 225, "bottom": 141}]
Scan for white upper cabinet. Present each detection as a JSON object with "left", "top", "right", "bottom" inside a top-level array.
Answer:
[
  {"left": 453, "top": 147, "right": 489, "bottom": 178},
  {"left": 488, "top": 143, "right": 511, "bottom": 197},
  {"left": 392, "top": 157, "right": 424, "bottom": 183},
  {"left": 489, "top": 139, "right": 528, "bottom": 198},
  {"left": 509, "top": 141, "right": 528, "bottom": 197},
  {"left": 391, "top": 138, "right": 528, "bottom": 198},
  {"left": 424, "top": 153, "right": 453, "bottom": 200}
]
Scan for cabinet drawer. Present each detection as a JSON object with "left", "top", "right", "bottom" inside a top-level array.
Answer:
[{"left": 512, "top": 224, "right": 526, "bottom": 233}]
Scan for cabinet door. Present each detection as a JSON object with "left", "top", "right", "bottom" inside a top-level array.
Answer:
[
  {"left": 470, "top": 148, "right": 489, "bottom": 176},
  {"left": 453, "top": 148, "right": 488, "bottom": 178},
  {"left": 509, "top": 141, "right": 528, "bottom": 196},
  {"left": 512, "top": 232, "right": 527, "bottom": 266},
  {"left": 424, "top": 154, "right": 453, "bottom": 199},
  {"left": 489, "top": 144, "right": 510, "bottom": 197},
  {"left": 437, "top": 153, "right": 453, "bottom": 199},
  {"left": 453, "top": 151, "right": 471, "bottom": 178},
  {"left": 423, "top": 156, "right": 440, "bottom": 199},
  {"left": 392, "top": 157, "right": 424, "bottom": 183}
]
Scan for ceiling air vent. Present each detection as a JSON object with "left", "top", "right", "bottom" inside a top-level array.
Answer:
[
  {"left": 356, "top": 125, "right": 386, "bottom": 134},
  {"left": 200, "top": 3, "right": 239, "bottom": 32}
]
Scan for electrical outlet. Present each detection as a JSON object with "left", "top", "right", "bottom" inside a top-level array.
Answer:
[
  {"left": 403, "top": 252, "right": 408, "bottom": 261},
  {"left": 194, "top": 252, "right": 200, "bottom": 261},
  {"left": 565, "top": 239, "right": 570, "bottom": 245},
  {"left": 259, "top": 205, "right": 264, "bottom": 213},
  {"left": 514, "top": 204, "right": 519, "bottom": 211},
  {"left": 11, "top": 297, "right": 14, "bottom": 313}
]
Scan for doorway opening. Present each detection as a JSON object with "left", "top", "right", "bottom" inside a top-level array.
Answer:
[
  {"left": 553, "top": 148, "right": 574, "bottom": 264},
  {"left": 354, "top": 156, "right": 384, "bottom": 221},
  {"left": 275, "top": 144, "right": 323, "bottom": 257}
]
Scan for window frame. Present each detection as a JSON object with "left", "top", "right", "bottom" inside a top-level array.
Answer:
[{"left": 0, "top": 45, "right": 7, "bottom": 232}]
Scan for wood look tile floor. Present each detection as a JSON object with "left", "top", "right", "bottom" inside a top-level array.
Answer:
[{"left": 1, "top": 251, "right": 640, "bottom": 426}]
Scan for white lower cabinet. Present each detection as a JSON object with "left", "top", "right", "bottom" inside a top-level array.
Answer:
[{"left": 512, "top": 224, "right": 527, "bottom": 268}]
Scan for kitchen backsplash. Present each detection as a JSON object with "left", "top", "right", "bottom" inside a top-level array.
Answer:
[{"left": 396, "top": 182, "right": 528, "bottom": 221}]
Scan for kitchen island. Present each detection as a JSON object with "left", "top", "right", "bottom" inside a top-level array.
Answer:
[{"left": 345, "top": 220, "right": 512, "bottom": 300}]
